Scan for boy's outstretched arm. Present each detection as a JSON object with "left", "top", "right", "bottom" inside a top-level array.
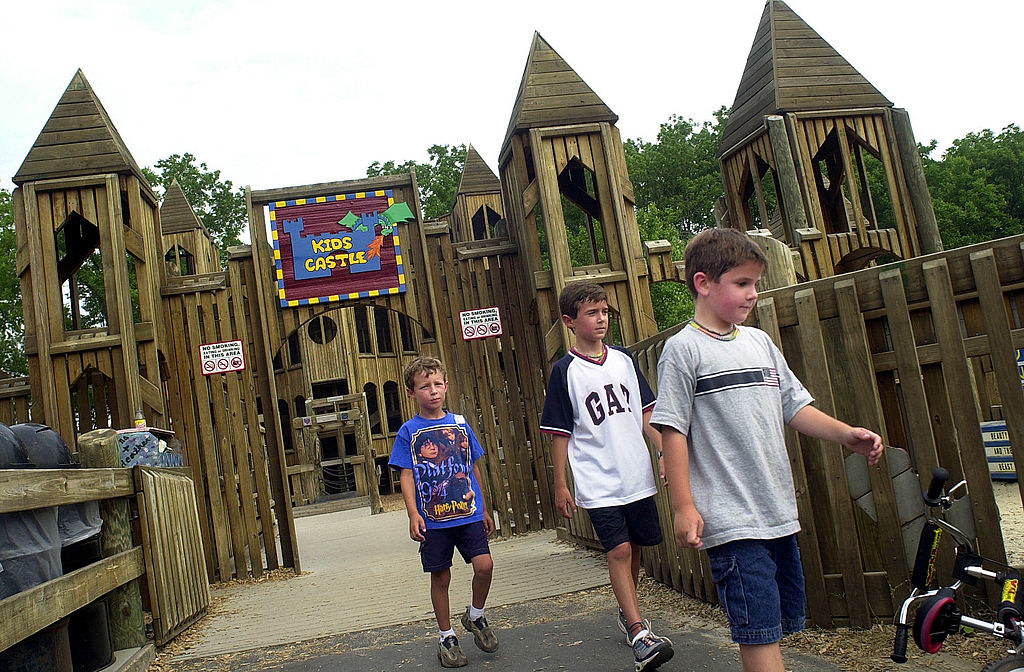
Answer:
[
  {"left": 472, "top": 462, "right": 495, "bottom": 536},
  {"left": 551, "top": 434, "right": 577, "bottom": 518},
  {"left": 661, "top": 426, "right": 704, "bottom": 549},
  {"left": 789, "top": 405, "right": 884, "bottom": 465},
  {"left": 399, "top": 468, "right": 426, "bottom": 541}
]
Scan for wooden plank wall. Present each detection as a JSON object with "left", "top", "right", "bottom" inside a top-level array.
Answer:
[
  {"left": 615, "top": 235, "right": 1024, "bottom": 626},
  {"left": 135, "top": 467, "right": 211, "bottom": 645},
  {"left": 0, "top": 376, "right": 32, "bottom": 425},
  {"left": 161, "top": 272, "right": 279, "bottom": 583},
  {"left": 423, "top": 223, "right": 554, "bottom": 535}
]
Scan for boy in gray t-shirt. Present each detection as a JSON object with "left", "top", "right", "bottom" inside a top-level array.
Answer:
[{"left": 650, "top": 228, "right": 884, "bottom": 672}]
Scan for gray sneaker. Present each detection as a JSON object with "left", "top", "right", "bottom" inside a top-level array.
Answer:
[
  {"left": 437, "top": 634, "right": 468, "bottom": 668},
  {"left": 461, "top": 608, "right": 499, "bottom": 653},
  {"left": 631, "top": 630, "right": 674, "bottom": 671},
  {"left": 617, "top": 608, "right": 652, "bottom": 645}
]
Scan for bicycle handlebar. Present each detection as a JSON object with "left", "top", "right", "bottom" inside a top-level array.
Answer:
[
  {"left": 891, "top": 623, "right": 909, "bottom": 663},
  {"left": 924, "top": 467, "right": 949, "bottom": 506}
]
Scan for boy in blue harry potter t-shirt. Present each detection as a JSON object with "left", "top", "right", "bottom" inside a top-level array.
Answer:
[{"left": 389, "top": 356, "right": 497, "bottom": 668}]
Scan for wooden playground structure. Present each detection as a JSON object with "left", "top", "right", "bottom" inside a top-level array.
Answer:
[{"left": 2, "top": 1, "right": 1023, "bottom": 666}]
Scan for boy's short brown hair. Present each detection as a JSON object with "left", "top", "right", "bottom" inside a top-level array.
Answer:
[
  {"left": 559, "top": 281, "right": 608, "bottom": 319},
  {"left": 684, "top": 228, "right": 767, "bottom": 295},
  {"left": 403, "top": 356, "right": 446, "bottom": 390}
]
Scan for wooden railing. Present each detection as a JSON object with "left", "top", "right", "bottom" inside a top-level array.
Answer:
[{"left": 0, "top": 429, "right": 210, "bottom": 663}]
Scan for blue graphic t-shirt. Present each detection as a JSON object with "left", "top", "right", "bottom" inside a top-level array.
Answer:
[{"left": 388, "top": 413, "right": 485, "bottom": 529}]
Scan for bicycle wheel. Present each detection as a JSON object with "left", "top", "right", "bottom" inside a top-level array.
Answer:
[
  {"left": 980, "top": 655, "right": 1024, "bottom": 672},
  {"left": 912, "top": 593, "right": 956, "bottom": 653}
]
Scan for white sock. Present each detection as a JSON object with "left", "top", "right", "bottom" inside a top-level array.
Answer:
[
  {"left": 468, "top": 605, "right": 485, "bottom": 620},
  {"left": 439, "top": 628, "right": 456, "bottom": 642},
  {"left": 631, "top": 628, "right": 650, "bottom": 643}
]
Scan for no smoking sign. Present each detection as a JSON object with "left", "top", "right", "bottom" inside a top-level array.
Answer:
[
  {"left": 199, "top": 340, "right": 246, "bottom": 375},
  {"left": 459, "top": 307, "right": 503, "bottom": 341}
]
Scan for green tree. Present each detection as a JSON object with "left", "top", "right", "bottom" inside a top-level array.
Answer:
[
  {"left": 923, "top": 125, "right": 1024, "bottom": 248},
  {"left": 366, "top": 144, "right": 467, "bottom": 219},
  {"left": 142, "top": 153, "right": 247, "bottom": 263},
  {"left": 0, "top": 188, "right": 27, "bottom": 375},
  {"left": 624, "top": 109, "right": 728, "bottom": 329}
]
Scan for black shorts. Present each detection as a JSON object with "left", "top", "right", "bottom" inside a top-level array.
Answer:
[
  {"left": 420, "top": 520, "right": 491, "bottom": 572},
  {"left": 586, "top": 496, "right": 663, "bottom": 552}
]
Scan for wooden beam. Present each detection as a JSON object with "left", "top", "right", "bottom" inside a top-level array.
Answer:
[
  {"left": 0, "top": 547, "right": 144, "bottom": 652},
  {"left": 0, "top": 468, "right": 133, "bottom": 513}
]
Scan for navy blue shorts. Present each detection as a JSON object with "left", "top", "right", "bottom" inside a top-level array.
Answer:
[
  {"left": 420, "top": 520, "right": 490, "bottom": 573},
  {"left": 585, "top": 496, "right": 663, "bottom": 552},
  {"left": 705, "top": 534, "right": 806, "bottom": 645}
]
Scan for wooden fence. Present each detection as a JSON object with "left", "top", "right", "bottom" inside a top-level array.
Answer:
[
  {"left": 0, "top": 376, "right": 32, "bottom": 425},
  {"left": 619, "top": 235, "right": 1024, "bottom": 627},
  {"left": 0, "top": 459, "right": 208, "bottom": 665}
]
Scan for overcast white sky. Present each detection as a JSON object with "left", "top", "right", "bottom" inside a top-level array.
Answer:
[{"left": 2, "top": 0, "right": 1020, "bottom": 221}]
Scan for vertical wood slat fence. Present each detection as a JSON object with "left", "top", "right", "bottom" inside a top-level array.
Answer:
[
  {"left": 423, "top": 225, "right": 555, "bottom": 535},
  {"left": 161, "top": 270, "right": 279, "bottom": 583},
  {"left": 625, "top": 235, "right": 1024, "bottom": 627},
  {"left": 0, "top": 376, "right": 32, "bottom": 425}
]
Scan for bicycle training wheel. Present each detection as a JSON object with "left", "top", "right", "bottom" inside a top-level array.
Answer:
[
  {"left": 980, "top": 655, "right": 1024, "bottom": 672},
  {"left": 912, "top": 593, "right": 957, "bottom": 653}
]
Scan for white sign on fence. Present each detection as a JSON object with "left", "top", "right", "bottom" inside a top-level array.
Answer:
[
  {"left": 199, "top": 339, "right": 246, "bottom": 375},
  {"left": 459, "top": 306, "right": 503, "bottom": 341}
]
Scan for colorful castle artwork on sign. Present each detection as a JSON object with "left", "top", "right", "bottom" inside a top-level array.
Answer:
[{"left": 270, "top": 189, "right": 414, "bottom": 307}]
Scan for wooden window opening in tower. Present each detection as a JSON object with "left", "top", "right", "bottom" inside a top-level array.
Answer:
[
  {"left": 717, "top": 0, "right": 943, "bottom": 285},
  {"left": 498, "top": 32, "right": 659, "bottom": 368}
]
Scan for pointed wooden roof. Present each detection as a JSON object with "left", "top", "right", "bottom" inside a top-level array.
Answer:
[
  {"left": 500, "top": 33, "right": 617, "bottom": 160},
  {"left": 719, "top": 0, "right": 892, "bottom": 156},
  {"left": 457, "top": 145, "right": 500, "bottom": 196},
  {"left": 160, "top": 179, "right": 211, "bottom": 236},
  {"left": 14, "top": 69, "right": 153, "bottom": 192}
]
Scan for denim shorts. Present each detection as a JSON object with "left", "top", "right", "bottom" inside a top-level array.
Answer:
[
  {"left": 586, "top": 496, "right": 663, "bottom": 552},
  {"left": 705, "top": 534, "right": 806, "bottom": 645},
  {"left": 420, "top": 521, "right": 490, "bottom": 573}
]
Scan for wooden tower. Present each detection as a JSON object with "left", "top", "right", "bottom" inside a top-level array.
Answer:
[
  {"left": 498, "top": 33, "right": 658, "bottom": 366},
  {"left": 451, "top": 145, "right": 506, "bottom": 242},
  {"left": 160, "top": 179, "right": 222, "bottom": 276},
  {"left": 718, "top": 0, "right": 943, "bottom": 285},
  {"left": 12, "top": 69, "right": 168, "bottom": 445}
]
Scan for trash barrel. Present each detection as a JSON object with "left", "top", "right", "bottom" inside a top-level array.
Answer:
[
  {"left": 10, "top": 423, "right": 112, "bottom": 672},
  {"left": 0, "top": 421, "right": 72, "bottom": 672}
]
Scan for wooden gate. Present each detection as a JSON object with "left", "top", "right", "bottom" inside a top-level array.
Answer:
[
  {"left": 135, "top": 467, "right": 210, "bottom": 645},
  {"left": 423, "top": 224, "right": 555, "bottom": 535},
  {"left": 161, "top": 271, "right": 281, "bottom": 582}
]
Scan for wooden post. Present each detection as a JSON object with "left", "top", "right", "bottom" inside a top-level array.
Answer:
[
  {"left": 891, "top": 108, "right": 943, "bottom": 254},
  {"left": 357, "top": 395, "right": 384, "bottom": 514},
  {"left": 77, "top": 428, "right": 145, "bottom": 649},
  {"left": 766, "top": 115, "right": 809, "bottom": 246}
]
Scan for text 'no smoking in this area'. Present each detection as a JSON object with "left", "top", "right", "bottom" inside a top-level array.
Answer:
[
  {"left": 459, "top": 307, "right": 502, "bottom": 341},
  {"left": 199, "top": 340, "right": 246, "bottom": 375}
]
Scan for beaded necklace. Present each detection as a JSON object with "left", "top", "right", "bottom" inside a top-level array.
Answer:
[{"left": 688, "top": 319, "right": 738, "bottom": 342}]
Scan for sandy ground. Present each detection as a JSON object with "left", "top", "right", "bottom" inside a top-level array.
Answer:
[{"left": 994, "top": 480, "right": 1024, "bottom": 566}]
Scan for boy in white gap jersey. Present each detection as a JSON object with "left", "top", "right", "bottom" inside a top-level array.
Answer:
[{"left": 540, "top": 281, "right": 673, "bottom": 672}]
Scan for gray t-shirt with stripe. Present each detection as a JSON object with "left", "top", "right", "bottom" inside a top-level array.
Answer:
[{"left": 650, "top": 324, "right": 813, "bottom": 548}]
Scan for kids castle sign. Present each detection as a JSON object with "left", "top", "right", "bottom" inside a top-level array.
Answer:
[{"left": 270, "top": 189, "right": 415, "bottom": 307}]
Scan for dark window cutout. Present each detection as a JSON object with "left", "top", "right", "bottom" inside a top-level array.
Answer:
[
  {"left": 557, "top": 158, "right": 606, "bottom": 267},
  {"left": 471, "top": 205, "right": 505, "bottom": 240},
  {"left": 278, "top": 399, "right": 293, "bottom": 453},
  {"left": 294, "top": 395, "right": 307, "bottom": 419},
  {"left": 374, "top": 307, "right": 394, "bottom": 354},
  {"left": 273, "top": 351, "right": 283, "bottom": 371},
  {"left": 364, "top": 383, "right": 382, "bottom": 435},
  {"left": 56, "top": 210, "right": 106, "bottom": 331},
  {"left": 288, "top": 331, "right": 302, "bottom": 365},
  {"left": 383, "top": 381, "right": 403, "bottom": 434},
  {"left": 354, "top": 306, "right": 373, "bottom": 354},
  {"left": 165, "top": 245, "right": 196, "bottom": 276},
  {"left": 398, "top": 314, "right": 416, "bottom": 352},
  {"left": 312, "top": 379, "right": 350, "bottom": 399},
  {"left": 308, "top": 315, "right": 338, "bottom": 345}
]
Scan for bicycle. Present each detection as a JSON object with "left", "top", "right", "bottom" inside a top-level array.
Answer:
[{"left": 891, "top": 467, "right": 1024, "bottom": 671}]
